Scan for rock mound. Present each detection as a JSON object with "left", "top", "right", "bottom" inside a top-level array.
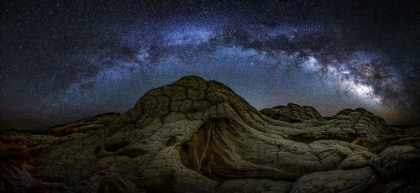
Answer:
[
  {"left": 1, "top": 76, "right": 419, "bottom": 193},
  {"left": 261, "top": 103, "right": 326, "bottom": 123},
  {"left": 261, "top": 104, "right": 393, "bottom": 145}
]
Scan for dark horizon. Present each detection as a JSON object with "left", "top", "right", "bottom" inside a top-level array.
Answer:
[{"left": 1, "top": 94, "right": 419, "bottom": 131}]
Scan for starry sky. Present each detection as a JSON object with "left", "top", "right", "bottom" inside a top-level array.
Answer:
[{"left": 1, "top": 0, "right": 420, "bottom": 130}]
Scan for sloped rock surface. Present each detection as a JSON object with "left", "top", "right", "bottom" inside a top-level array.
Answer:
[
  {"left": 0, "top": 129, "right": 55, "bottom": 167},
  {"left": 262, "top": 105, "right": 393, "bottom": 145},
  {"left": 261, "top": 103, "right": 326, "bottom": 123},
  {"left": 330, "top": 108, "right": 392, "bottom": 143},
  {"left": 216, "top": 179, "right": 292, "bottom": 193},
  {"left": 371, "top": 145, "right": 420, "bottom": 179},
  {"left": 0, "top": 76, "right": 419, "bottom": 193},
  {"left": 371, "top": 125, "right": 420, "bottom": 153},
  {"left": 385, "top": 175, "right": 420, "bottom": 193},
  {"left": 3, "top": 164, "right": 70, "bottom": 193},
  {"left": 46, "top": 112, "right": 120, "bottom": 137},
  {"left": 290, "top": 167, "right": 378, "bottom": 193}
]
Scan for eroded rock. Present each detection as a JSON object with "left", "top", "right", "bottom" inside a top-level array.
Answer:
[
  {"left": 261, "top": 103, "right": 326, "bottom": 123},
  {"left": 216, "top": 179, "right": 292, "bottom": 193},
  {"left": 47, "top": 113, "right": 120, "bottom": 137},
  {"left": 0, "top": 76, "right": 418, "bottom": 193},
  {"left": 371, "top": 145, "right": 420, "bottom": 179},
  {"left": 290, "top": 167, "right": 378, "bottom": 193}
]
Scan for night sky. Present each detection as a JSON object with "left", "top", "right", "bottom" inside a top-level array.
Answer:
[{"left": 1, "top": 0, "right": 420, "bottom": 130}]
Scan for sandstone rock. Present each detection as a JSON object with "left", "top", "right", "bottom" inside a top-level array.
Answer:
[
  {"left": 330, "top": 108, "right": 393, "bottom": 142},
  {"left": 0, "top": 129, "right": 56, "bottom": 168},
  {"left": 0, "top": 163, "right": 69, "bottom": 193},
  {"left": 216, "top": 179, "right": 292, "bottom": 193},
  {"left": 0, "top": 76, "right": 418, "bottom": 193},
  {"left": 96, "top": 172, "right": 146, "bottom": 193},
  {"left": 172, "top": 168, "right": 220, "bottom": 193},
  {"left": 290, "top": 167, "right": 378, "bottom": 193},
  {"left": 383, "top": 175, "right": 420, "bottom": 193},
  {"left": 371, "top": 125, "right": 420, "bottom": 153},
  {"left": 339, "top": 153, "right": 371, "bottom": 169},
  {"left": 262, "top": 105, "right": 394, "bottom": 145},
  {"left": 46, "top": 112, "right": 120, "bottom": 137},
  {"left": 371, "top": 145, "right": 420, "bottom": 179},
  {"left": 385, "top": 179, "right": 409, "bottom": 193},
  {"left": 261, "top": 103, "right": 326, "bottom": 123}
]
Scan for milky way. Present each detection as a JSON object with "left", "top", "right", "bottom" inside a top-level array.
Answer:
[{"left": 1, "top": 1, "right": 420, "bottom": 129}]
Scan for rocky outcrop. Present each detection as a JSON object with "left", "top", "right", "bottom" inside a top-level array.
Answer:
[
  {"left": 0, "top": 76, "right": 419, "bottom": 193},
  {"left": 261, "top": 105, "right": 393, "bottom": 145},
  {"left": 46, "top": 112, "right": 120, "bottom": 137},
  {"left": 290, "top": 167, "right": 378, "bottom": 193},
  {"left": 261, "top": 103, "right": 326, "bottom": 123},
  {"left": 329, "top": 108, "right": 392, "bottom": 143},
  {"left": 371, "top": 125, "right": 420, "bottom": 153},
  {"left": 371, "top": 145, "right": 420, "bottom": 180}
]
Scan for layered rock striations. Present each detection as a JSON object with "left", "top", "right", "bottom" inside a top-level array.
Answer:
[
  {"left": 46, "top": 112, "right": 120, "bottom": 137},
  {"left": 1, "top": 76, "right": 419, "bottom": 193},
  {"left": 261, "top": 104, "right": 392, "bottom": 145},
  {"left": 261, "top": 103, "right": 327, "bottom": 123}
]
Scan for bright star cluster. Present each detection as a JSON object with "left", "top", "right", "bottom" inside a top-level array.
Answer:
[{"left": 1, "top": 1, "right": 419, "bottom": 130}]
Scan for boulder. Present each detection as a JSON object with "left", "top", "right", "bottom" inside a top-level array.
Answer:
[{"left": 370, "top": 145, "right": 420, "bottom": 179}]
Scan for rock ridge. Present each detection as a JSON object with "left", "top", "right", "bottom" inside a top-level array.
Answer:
[{"left": 0, "top": 75, "right": 419, "bottom": 193}]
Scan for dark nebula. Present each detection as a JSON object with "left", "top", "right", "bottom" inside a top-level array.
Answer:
[{"left": 1, "top": 0, "right": 419, "bottom": 130}]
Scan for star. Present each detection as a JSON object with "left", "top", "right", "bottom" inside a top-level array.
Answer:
[{"left": 1, "top": 1, "right": 419, "bottom": 130}]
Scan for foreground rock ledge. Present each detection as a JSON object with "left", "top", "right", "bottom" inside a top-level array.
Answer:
[{"left": 1, "top": 76, "right": 419, "bottom": 193}]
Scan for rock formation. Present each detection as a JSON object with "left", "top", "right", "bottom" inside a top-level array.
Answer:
[
  {"left": 46, "top": 112, "right": 120, "bottom": 137},
  {"left": 261, "top": 103, "right": 326, "bottom": 123},
  {"left": 1, "top": 76, "right": 419, "bottom": 193}
]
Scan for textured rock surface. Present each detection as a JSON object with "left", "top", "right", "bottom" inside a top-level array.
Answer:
[
  {"left": 217, "top": 179, "right": 292, "bottom": 193},
  {"left": 290, "top": 167, "right": 378, "bottom": 193},
  {"left": 46, "top": 112, "right": 120, "bottom": 137},
  {"left": 260, "top": 103, "right": 326, "bottom": 123},
  {"left": 371, "top": 125, "right": 420, "bottom": 153},
  {"left": 261, "top": 103, "right": 326, "bottom": 123},
  {"left": 371, "top": 145, "right": 420, "bottom": 179},
  {"left": 0, "top": 76, "right": 419, "bottom": 193},
  {"left": 261, "top": 104, "right": 393, "bottom": 145}
]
